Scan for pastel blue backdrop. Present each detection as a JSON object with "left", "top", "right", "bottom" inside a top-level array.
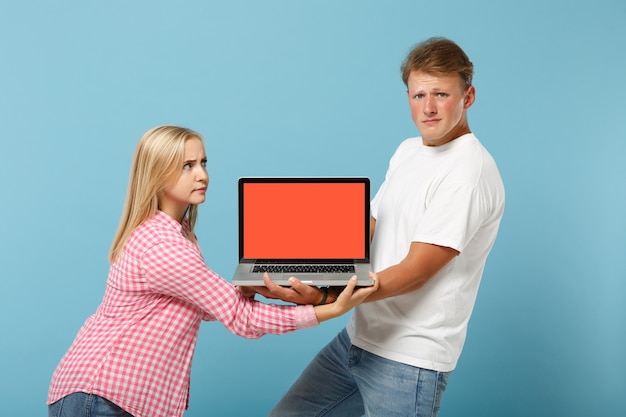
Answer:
[{"left": 1, "top": 1, "right": 624, "bottom": 416}]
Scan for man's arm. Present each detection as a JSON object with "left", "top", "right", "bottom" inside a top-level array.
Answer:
[
  {"left": 362, "top": 241, "right": 458, "bottom": 302},
  {"left": 365, "top": 215, "right": 459, "bottom": 301},
  {"left": 243, "top": 215, "right": 458, "bottom": 305}
]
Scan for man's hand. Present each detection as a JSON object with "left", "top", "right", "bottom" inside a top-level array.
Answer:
[
  {"left": 237, "top": 272, "right": 346, "bottom": 305},
  {"left": 313, "top": 273, "right": 379, "bottom": 322},
  {"left": 238, "top": 272, "right": 326, "bottom": 305}
]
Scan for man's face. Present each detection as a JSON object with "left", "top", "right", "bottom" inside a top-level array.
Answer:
[{"left": 406, "top": 70, "right": 475, "bottom": 146}]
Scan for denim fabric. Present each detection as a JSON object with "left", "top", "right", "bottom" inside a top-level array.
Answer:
[
  {"left": 48, "top": 392, "right": 133, "bottom": 417},
  {"left": 270, "top": 328, "right": 450, "bottom": 417}
]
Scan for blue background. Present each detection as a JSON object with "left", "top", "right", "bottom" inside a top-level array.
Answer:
[{"left": 1, "top": 1, "right": 624, "bottom": 416}]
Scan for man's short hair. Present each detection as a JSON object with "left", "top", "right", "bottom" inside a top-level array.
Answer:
[{"left": 401, "top": 37, "right": 474, "bottom": 88}]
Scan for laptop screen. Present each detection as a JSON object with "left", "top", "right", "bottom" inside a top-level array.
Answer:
[{"left": 239, "top": 178, "right": 369, "bottom": 260}]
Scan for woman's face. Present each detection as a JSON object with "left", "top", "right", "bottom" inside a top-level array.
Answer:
[{"left": 158, "top": 137, "right": 209, "bottom": 221}]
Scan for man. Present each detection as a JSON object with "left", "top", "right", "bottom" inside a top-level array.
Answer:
[{"left": 250, "top": 37, "right": 505, "bottom": 417}]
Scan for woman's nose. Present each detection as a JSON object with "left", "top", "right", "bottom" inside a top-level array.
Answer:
[{"left": 197, "top": 167, "right": 209, "bottom": 182}]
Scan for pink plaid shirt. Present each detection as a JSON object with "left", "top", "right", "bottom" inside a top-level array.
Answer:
[{"left": 48, "top": 210, "right": 318, "bottom": 417}]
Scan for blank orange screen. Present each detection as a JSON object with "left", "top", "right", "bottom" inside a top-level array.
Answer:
[{"left": 242, "top": 182, "right": 366, "bottom": 259}]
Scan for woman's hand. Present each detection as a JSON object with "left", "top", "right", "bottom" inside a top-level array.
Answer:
[
  {"left": 313, "top": 272, "right": 379, "bottom": 322},
  {"left": 238, "top": 273, "right": 326, "bottom": 305}
]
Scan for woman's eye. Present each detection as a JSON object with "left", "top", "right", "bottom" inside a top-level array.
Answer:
[{"left": 201, "top": 159, "right": 207, "bottom": 167}]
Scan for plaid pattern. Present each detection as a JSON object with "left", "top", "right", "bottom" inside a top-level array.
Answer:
[{"left": 48, "top": 211, "right": 317, "bottom": 417}]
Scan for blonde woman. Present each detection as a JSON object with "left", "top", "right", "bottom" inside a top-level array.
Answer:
[{"left": 47, "top": 125, "right": 378, "bottom": 417}]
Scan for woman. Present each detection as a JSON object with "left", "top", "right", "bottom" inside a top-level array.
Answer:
[{"left": 48, "top": 125, "right": 378, "bottom": 417}]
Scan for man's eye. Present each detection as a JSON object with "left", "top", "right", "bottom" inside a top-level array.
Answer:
[
  {"left": 414, "top": 94, "right": 424, "bottom": 99},
  {"left": 201, "top": 159, "right": 207, "bottom": 167}
]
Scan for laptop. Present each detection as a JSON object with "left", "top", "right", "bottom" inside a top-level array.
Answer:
[{"left": 231, "top": 177, "right": 374, "bottom": 287}]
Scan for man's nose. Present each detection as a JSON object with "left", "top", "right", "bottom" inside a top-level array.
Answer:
[{"left": 423, "top": 96, "right": 437, "bottom": 114}]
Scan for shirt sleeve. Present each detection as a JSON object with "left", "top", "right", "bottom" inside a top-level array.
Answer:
[
  {"left": 141, "top": 239, "right": 318, "bottom": 339},
  {"left": 413, "top": 181, "right": 484, "bottom": 253}
]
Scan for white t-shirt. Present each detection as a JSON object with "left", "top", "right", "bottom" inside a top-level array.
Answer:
[{"left": 347, "top": 133, "right": 505, "bottom": 372}]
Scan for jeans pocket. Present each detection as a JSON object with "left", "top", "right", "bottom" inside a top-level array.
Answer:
[
  {"left": 347, "top": 344, "right": 363, "bottom": 367},
  {"left": 48, "top": 397, "right": 64, "bottom": 417}
]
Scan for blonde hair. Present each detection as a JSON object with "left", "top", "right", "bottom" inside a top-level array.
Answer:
[{"left": 109, "top": 125, "right": 203, "bottom": 262}]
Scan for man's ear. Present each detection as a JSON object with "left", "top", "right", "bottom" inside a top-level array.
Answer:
[{"left": 464, "top": 85, "right": 476, "bottom": 109}]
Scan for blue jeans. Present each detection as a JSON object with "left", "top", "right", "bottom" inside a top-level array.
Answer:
[
  {"left": 270, "top": 329, "right": 450, "bottom": 417},
  {"left": 48, "top": 392, "right": 134, "bottom": 417}
]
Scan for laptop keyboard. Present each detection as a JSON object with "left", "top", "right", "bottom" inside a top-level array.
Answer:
[{"left": 252, "top": 264, "right": 356, "bottom": 274}]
